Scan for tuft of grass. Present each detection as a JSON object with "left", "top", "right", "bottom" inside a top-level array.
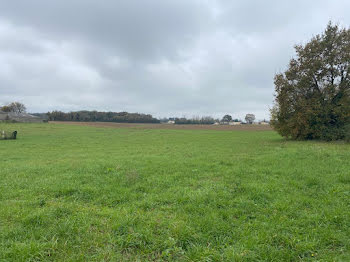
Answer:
[{"left": 0, "top": 123, "right": 349, "bottom": 261}]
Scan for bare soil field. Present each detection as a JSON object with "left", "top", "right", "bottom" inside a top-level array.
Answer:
[{"left": 49, "top": 121, "right": 272, "bottom": 131}]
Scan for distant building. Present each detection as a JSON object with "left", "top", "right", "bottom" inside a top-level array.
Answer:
[
  {"left": 229, "top": 122, "right": 242, "bottom": 126},
  {"left": 259, "top": 120, "right": 270, "bottom": 125}
]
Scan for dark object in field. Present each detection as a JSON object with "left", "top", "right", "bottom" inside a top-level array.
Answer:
[{"left": 0, "top": 130, "right": 17, "bottom": 140}]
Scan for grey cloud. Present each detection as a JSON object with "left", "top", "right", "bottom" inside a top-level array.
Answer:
[
  {"left": 1, "top": 1, "right": 211, "bottom": 61},
  {"left": 1, "top": 0, "right": 350, "bottom": 120}
]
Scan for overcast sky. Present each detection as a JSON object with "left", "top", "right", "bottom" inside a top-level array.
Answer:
[{"left": 1, "top": 1, "right": 350, "bottom": 120}]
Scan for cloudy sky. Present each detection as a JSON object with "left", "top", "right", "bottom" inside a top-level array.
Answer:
[{"left": 1, "top": 1, "right": 350, "bottom": 120}]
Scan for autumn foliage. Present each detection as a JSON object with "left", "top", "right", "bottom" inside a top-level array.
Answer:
[{"left": 271, "top": 23, "right": 350, "bottom": 141}]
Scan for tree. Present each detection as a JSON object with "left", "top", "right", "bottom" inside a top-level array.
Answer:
[
  {"left": 1, "top": 102, "right": 26, "bottom": 114},
  {"left": 222, "top": 114, "right": 232, "bottom": 122},
  {"left": 1, "top": 105, "right": 11, "bottom": 112},
  {"left": 270, "top": 22, "right": 350, "bottom": 141},
  {"left": 245, "top": 114, "right": 255, "bottom": 124}
]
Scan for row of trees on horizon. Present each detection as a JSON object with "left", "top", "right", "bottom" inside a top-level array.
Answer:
[
  {"left": 46, "top": 110, "right": 160, "bottom": 123},
  {"left": 46, "top": 111, "right": 257, "bottom": 124},
  {"left": 1, "top": 103, "right": 258, "bottom": 125}
]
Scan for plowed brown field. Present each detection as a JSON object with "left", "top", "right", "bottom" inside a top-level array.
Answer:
[{"left": 49, "top": 121, "right": 272, "bottom": 131}]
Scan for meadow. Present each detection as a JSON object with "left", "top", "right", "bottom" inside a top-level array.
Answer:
[{"left": 0, "top": 123, "right": 349, "bottom": 261}]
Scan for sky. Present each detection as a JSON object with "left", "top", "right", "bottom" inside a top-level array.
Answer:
[{"left": 1, "top": 1, "right": 350, "bottom": 120}]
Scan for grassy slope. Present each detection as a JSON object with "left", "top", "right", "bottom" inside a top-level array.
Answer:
[{"left": 0, "top": 123, "right": 349, "bottom": 261}]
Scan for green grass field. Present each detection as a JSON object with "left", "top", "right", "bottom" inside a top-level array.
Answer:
[{"left": 0, "top": 123, "right": 349, "bottom": 261}]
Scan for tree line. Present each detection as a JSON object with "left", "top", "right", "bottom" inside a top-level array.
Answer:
[
  {"left": 173, "top": 116, "right": 216, "bottom": 125},
  {"left": 47, "top": 110, "right": 160, "bottom": 123},
  {"left": 1, "top": 103, "right": 257, "bottom": 125},
  {"left": 1, "top": 103, "right": 256, "bottom": 125}
]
